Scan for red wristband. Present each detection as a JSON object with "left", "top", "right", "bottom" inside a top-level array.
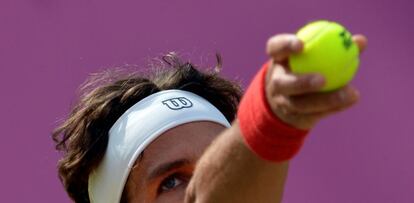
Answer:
[{"left": 237, "top": 62, "right": 309, "bottom": 162}]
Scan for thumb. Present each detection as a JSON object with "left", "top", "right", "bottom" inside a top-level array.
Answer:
[{"left": 266, "top": 34, "right": 303, "bottom": 62}]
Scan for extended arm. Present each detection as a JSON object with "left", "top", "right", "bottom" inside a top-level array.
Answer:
[
  {"left": 185, "top": 121, "right": 289, "bottom": 203},
  {"left": 185, "top": 34, "right": 367, "bottom": 203}
]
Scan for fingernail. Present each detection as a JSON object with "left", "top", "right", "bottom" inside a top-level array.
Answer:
[
  {"left": 339, "top": 90, "right": 347, "bottom": 101},
  {"left": 311, "top": 75, "right": 325, "bottom": 87},
  {"left": 353, "top": 89, "right": 360, "bottom": 99},
  {"left": 290, "top": 38, "right": 303, "bottom": 51},
  {"left": 350, "top": 89, "right": 360, "bottom": 101}
]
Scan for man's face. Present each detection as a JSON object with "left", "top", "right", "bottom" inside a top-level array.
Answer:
[{"left": 123, "top": 121, "right": 225, "bottom": 203}]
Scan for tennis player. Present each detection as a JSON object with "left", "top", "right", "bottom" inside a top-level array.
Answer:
[{"left": 53, "top": 33, "right": 367, "bottom": 203}]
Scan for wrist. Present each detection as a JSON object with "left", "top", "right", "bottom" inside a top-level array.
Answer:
[{"left": 237, "top": 61, "right": 309, "bottom": 162}]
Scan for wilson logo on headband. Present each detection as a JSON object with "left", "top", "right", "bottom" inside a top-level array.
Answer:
[{"left": 162, "top": 97, "right": 193, "bottom": 110}]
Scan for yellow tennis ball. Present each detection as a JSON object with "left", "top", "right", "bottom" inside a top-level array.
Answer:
[{"left": 289, "top": 20, "right": 360, "bottom": 91}]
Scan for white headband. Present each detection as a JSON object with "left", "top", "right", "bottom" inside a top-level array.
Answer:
[{"left": 88, "top": 89, "right": 230, "bottom": 203}]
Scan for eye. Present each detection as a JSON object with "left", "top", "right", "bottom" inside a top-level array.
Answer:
[{"left": 158, "top": 173, "right": 184, "bottom": 193}]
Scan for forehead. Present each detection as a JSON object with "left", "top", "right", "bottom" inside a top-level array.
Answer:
[{"left": 136, "top": 121, "right": 225, "bottom": 176}]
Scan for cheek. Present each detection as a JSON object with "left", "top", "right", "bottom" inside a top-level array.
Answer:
[
  {"left": 125, "top": 171, "right": 158, "bottom": 203},
  {"left": 125, "top": 184, "right": 153, "bottom": 203},
  {"left": 127, "top": 184, "right": 160, "bottom": 203}
]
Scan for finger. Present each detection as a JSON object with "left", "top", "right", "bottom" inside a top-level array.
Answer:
[
  {"left": 289, "top": 101, "right": 357, "bottom": 129},
  {"left": 266, "top": 34, "right": 303, "bottom": 62},
  {"left": 352, "top": 34, "right": 368, "bottom": 53},
  {"left": 286, "top": 86, "right": 359, "bottom": 114},
  {"left": 269, "top": 64, "right": 325, "bottom": 96},
  {"left": 302, "top": 98, "right": 358, "bottom": 121}
]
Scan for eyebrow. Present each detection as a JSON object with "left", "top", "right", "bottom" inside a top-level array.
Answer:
[{"left": 147, "top": 159, "right": 191, "bottom": 181}]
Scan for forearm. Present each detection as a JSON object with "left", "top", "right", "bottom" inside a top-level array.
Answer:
[
  {"left": 184, "top": 32, "right": 367, "bottom": 203},
  {"left": 185, "top": 121, "right": 289, "bottom": 203}
]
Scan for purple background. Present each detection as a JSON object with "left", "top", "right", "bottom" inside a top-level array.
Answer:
[{"left": 1, "top": 0, "right": 413, "bottom": 202}]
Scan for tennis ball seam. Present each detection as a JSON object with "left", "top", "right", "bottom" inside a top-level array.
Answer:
[{"left": 303, "top": 21, "right": 332, "bottom": 50}]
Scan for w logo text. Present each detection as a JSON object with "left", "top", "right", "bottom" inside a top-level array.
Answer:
[{"left": 162, "top": 97, "right": 193, "bottom": 110}]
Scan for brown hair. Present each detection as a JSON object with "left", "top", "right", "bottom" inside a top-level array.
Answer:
[{"left": 52, "top": 53, "right": 242, "bottom": 203}]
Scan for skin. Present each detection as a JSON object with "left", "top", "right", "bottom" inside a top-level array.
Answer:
[
  {"left": 124, "top": 121, "right": 226, "bottom": 203},
  {"left": 125, "top": 34, "right": 368, "bottom": 203},
  {"left": 265, "top": 34, "right": 367, "bottom": 129}
]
